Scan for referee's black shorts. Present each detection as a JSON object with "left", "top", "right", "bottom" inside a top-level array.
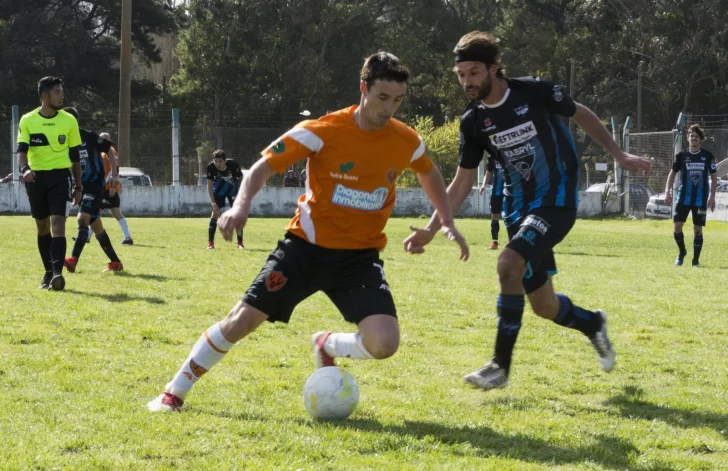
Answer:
[{"left": 25, "top": 169, "right": 73, "bottom": 219}]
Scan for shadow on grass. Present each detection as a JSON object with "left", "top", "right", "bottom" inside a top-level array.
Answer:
[
  {"left": 207, "top": 408, "right": 673, "bottom": 470},
  {"left": 65, "top": 289, "right": 165, "bottom": 305},
  {"left": 555, "top": 250, "right": 621, "bottom": 258},
  {"left": 125, "top": 243, "right": 166, "bottom": 248},
  {"left": 114, "top": 272, "right": 179, "bottom": 282},
  {"left": 605, "top": 385, "right": 728, "bottom": 437}
]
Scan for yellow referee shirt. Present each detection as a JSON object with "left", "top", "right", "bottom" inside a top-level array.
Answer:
[{"left": 17, "top": 108, "right": 81, "bottom": 171}]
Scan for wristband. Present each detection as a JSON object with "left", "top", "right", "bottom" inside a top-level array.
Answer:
[{"left": 20, "top": 164, "right": 30, "bottom": 174}]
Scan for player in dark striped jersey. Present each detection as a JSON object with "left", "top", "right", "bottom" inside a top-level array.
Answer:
[
  {"left": 404, "top": 31, "right": 651, "bottom": 391},
  {"left": 206, "top": 149, "right": 244, "bottom": 249},
  {"left": 479, "top": 155, "right": 505, "bottom": 249},
  {"left": 663, "top": 124, "right": 717, "bottom": 267}
]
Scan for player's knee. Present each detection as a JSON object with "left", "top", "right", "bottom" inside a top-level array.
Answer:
[
  {"left": 497, "top": 252, "right": 525, "bottom": 285},
  {"left": 365, "top": 334, "right": 399, "bottom": 359},
  {"left": 220, "top": 302, "right": 267, "bottom": 343},
  {"left": 694, "top": 227, "right": 703, "bottom": 236}
]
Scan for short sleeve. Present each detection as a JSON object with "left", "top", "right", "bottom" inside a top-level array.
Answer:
[
  {"left": 708, "top": 152, "right": 717, "bottom": 173},
  {"left": 68, "top": 117, "right": 82, "bottom": 148},
  {"left": 458, "top": 128, "right": 485, "bottom": 170},
  {"left": 407, "top": 135, "right": 434, "bottom": 174},
  {"left": 17, "top": 116, "right": 29, "bottom": 146},
  {"left": 231, "top": 161, "right": 243, "bottom": 178},
  {"left": 529, "top": 78, "right": 577, "bottom": 117},
  {"left": 263, "top": 121, "right": 323, "bottom": 174},
  {"left": 672, "top": 153, "right": 683, "bottom": 172},
  {"left": 96, "top": 134, "right": 113, "bottom": 154},
  {"left": 206, "top": 163, "right": 215, "bottom": 180}
]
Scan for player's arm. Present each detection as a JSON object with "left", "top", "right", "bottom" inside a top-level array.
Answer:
[
  {"left": 231, "top": 158, "right": 277, "bottom": 214},
  {"left": 107, "top": 146, "right": 119, "bottom": 180},
  {"left": 411, "top": 165, "right": 470, "bottom": 260},
  {"left": 664, "top": 153, "right": 682, "bottom": 206},
  {"left": 68, "top": 119, "right": 83, "bottom": 202},
  {"left": 571, "top": 104, "right": 651, "bottom": 173},
  {"left": 708, "top": 156, "right": 717, "bottom": 211},
  {"left": 16, "top": 117, "right": 34, "bottom": 182}
]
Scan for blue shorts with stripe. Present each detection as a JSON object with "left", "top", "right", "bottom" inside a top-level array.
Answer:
[{"left": 506, "top": 207, "right": 576, "bottom": 293}]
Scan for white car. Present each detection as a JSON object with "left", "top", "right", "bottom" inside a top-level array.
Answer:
[
  {"left": 645, "top": 193, "right": 672, "bottom": 219},
  {"left": 118, "top": 167, "right": 153, "bottom": 187}
]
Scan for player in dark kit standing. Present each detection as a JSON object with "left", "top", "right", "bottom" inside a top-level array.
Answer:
[
  {"left": 479, "top": 155, "right": 505, "bottom": 249},
  {"left": 664, "top": 124, "right": 717, "bottom": 267},
  {"left": 17, "top": 77, "right": 83, "bottom": 291},
  {"left": 62, "top": 108, "right": 124, "bottom": 273},
  {"left": 404, "top": 31, "right": 652, "bottom": 390},
  {"left": 207, "top": 149, "right": 244, "bottom": 249}
]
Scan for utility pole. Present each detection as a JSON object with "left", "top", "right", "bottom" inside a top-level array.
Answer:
[
  {"left": 118, "top": 0, "right": 132, "bottom": 166},
  {"left": 637, "top": 61, "right": 643, "bottom": 133},
  {"left": 569, "top": 58, "right": 576, "bottom": 135}
]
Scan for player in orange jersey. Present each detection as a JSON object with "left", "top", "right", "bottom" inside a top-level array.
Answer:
[{"left": 148, "top": 52, "right": 469, "bottom": 412}]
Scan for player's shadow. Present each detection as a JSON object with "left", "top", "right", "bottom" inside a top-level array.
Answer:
[
  {"left": 555, "top": 250, "right": 621, "bottom": 258},
  {"left": 605, "top": 385, "right": 728, "bottom": 438},
  {"left": 114, "top": 272, "right": 178, "bottom": 282},
  {"left": 323, "top": 418, "right": 669, "bottom": 470},
  {"left": 126, "top": 243, "right": 165, "bottom": 248},
  {"left": 65, "top": 289, "right": 165, "bottom": 305}
]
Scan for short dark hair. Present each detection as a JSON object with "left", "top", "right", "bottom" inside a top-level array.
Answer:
[
  {"left": 212, "top": 149, "right": 226, "bottom": 160},
  {"left": 360, "top": 52, "right": 410, "bottom": 90},
  {"left": 453, "top": 31, "right": 506, "bottom": 78},
  {"left": 62, "top": 106, "right": 79, "bottom": 119},
  {"left": 688, "top": 124, "right": 705, "bottom": 140},
  {"left": 38, "top": 76, "right": 63, "bottom": 97}
]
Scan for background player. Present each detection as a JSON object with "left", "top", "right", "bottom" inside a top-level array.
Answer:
[
  {"left": 147, "top": 52, "right": 469, "bottom": 412},
  {"left": 206, "top": 149, "right": 244, "bottom": 249},
  {"left": 479, "top": 155, "right": 505, "bottom": 249},
  {"left": 17, "top": 77, "right": 82, "bottom": 291},
  {"left": 62, "top": 108, "right": 123, "bottom": 273},
  {"left": 663, "top": 124, "right": 717, "bottom": 267},
  {"left": 100, "top": 132, "right": 133, "bottom": 245},
  {"left": 404, "top": 31, "right": 651, "bottom": 390}
]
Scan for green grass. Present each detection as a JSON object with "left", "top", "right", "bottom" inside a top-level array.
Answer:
[{"left": 1, "top": 215, "right": 728, "bottom": 470}]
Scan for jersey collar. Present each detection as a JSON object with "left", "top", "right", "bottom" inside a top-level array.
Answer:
[{"left": 483, "top": 88, "right": 511, "bottom": 109}]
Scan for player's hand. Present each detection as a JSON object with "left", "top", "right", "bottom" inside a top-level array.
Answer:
[
  {"left": 479, "top": 185, "right": 486, "bottom": 195},
  {"left": 708, "top": 195, "right": 716, "bottom": 212},
  {"left": 441, "top": 223, "right": 470, "bottom": 261},
  {"left": 21, "top": 170, "right": 35, "bottom": 183},
  {"left": 72, "top": 188, "right": 82, "bottom": 206},
  {"left": 619, "top": 153, "right": 653, "bottom": 173},
  {"left": 664, "top": 192, "right": 672, "bottom": 206},
  {"left": 218, "top": 206, "right": 248, "bottom": 242},
  {"left": 403, "top": 225, "right": 436, "bottom": 255}
]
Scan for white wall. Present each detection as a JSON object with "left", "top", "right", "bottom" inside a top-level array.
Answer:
[{"left": 0, "top": 183, "right": 634, "bottom": 219}]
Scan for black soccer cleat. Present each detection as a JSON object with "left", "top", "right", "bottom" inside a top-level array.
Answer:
[
  {"left": 39, "top": 272, "right": 53, "bottom": 289},
  {"left": 49, "top": 274, "right": 65, "bottom": 291},
  {"left": 121, "top": 238, "right": 134, "bottom": 245}
]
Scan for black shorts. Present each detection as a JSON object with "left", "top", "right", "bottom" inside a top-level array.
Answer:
[
  {"left": 79, "top": 182, "right": 105, "bottom": 218},
  {"left": 25, "top": 169, "right": 73, "bottom": 219},
  {"left": 490, "top": 193, "right": 503, "bottom": 215},
  {"left": 101, "top": 189, "right": 121, "bottom": 209},
  {"left": 214, "top": 194, "right": 235, "bottom": 209},
  {"left": 242, "top": 233, "right": 396, "bottom": 324},
  {"left": 674, "top": 203, "right": 707, "bottom": 226},
  {"left": 506, "top": 207, "right": 576, "bottom": 294}
]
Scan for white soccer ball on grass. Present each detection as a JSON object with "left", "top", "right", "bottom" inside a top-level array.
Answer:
[{"left": 303, "top": 366, "right": 359, "bottom": 419}]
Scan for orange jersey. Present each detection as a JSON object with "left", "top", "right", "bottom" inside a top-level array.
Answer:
[
  {"left": 102, "top": 147, "right": 120, "bottom": 192},
  {"left": 262, "top": 106, "right": 433, "bottom": 250}
]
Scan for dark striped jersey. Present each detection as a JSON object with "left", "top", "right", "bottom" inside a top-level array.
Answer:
[
  {"left": 80, "top": 129, "right": 113, "bottom": 184},
  {"left": 673, "top": 148, "right": 717, "bottom": 207},
  {"left": 486, "top": 155, "right": 505, "bottom": 198},
  {"left": 459, "top": 77, "right": 579, "bottom": 226},
  {"left": 207, "top": 159, "right": 243, "bottom": 197}
]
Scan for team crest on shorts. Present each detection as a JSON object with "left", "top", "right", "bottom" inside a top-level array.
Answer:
[{"left": 266, "top": 270, "right": 288, "bottom": 292}]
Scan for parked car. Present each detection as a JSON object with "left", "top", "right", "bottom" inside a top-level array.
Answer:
[
  {"left": 716, "top": 180, "right": 728, "bottom": 193},
  {"left": 119, "top": 167, "right": 152, "bottom": 187},
  {"left": 645, "top": 193, "right": 672, "bottom": 219}
]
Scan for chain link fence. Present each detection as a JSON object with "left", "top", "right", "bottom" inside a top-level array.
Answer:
[
  {"left": 0, "top": 120, "right": 11, "bottom": 179},
  {"left": 627, "top": 130, "right": 678, "bottom": 215}
]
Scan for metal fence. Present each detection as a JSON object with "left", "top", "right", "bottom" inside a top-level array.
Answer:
[{"left": 627, "top": 130, "right": 679, "bottom": 215}]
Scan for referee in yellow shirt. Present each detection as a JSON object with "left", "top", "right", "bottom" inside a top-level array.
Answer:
[{"left": 17, "top": 77, "right": 83, "bottom": 291}]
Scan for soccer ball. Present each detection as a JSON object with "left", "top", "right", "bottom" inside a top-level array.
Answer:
[{"left": 303, "top": 366, "right": 359, "bottom": 419}]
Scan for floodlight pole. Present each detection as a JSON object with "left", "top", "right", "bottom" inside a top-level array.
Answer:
[
  {"left": 118, "top": 0, "right": 132, "bottom": 167},
  {"left": 622, "top": 116, "right": 633, "bottom": 214}
]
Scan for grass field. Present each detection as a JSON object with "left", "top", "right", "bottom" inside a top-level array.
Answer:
[{"left": 1, "top": 215, "right": 728, "bottom": 470}]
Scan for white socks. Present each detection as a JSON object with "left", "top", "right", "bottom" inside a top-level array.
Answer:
[
  {"left": 166, "top": 323, "right": 234, "bottom": 399},
  {"left": 118, "top": 218, "right": 131, "bottom": 239},
  {"left": 323, "top": 332, "right": 374, "bottom": 360}
]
